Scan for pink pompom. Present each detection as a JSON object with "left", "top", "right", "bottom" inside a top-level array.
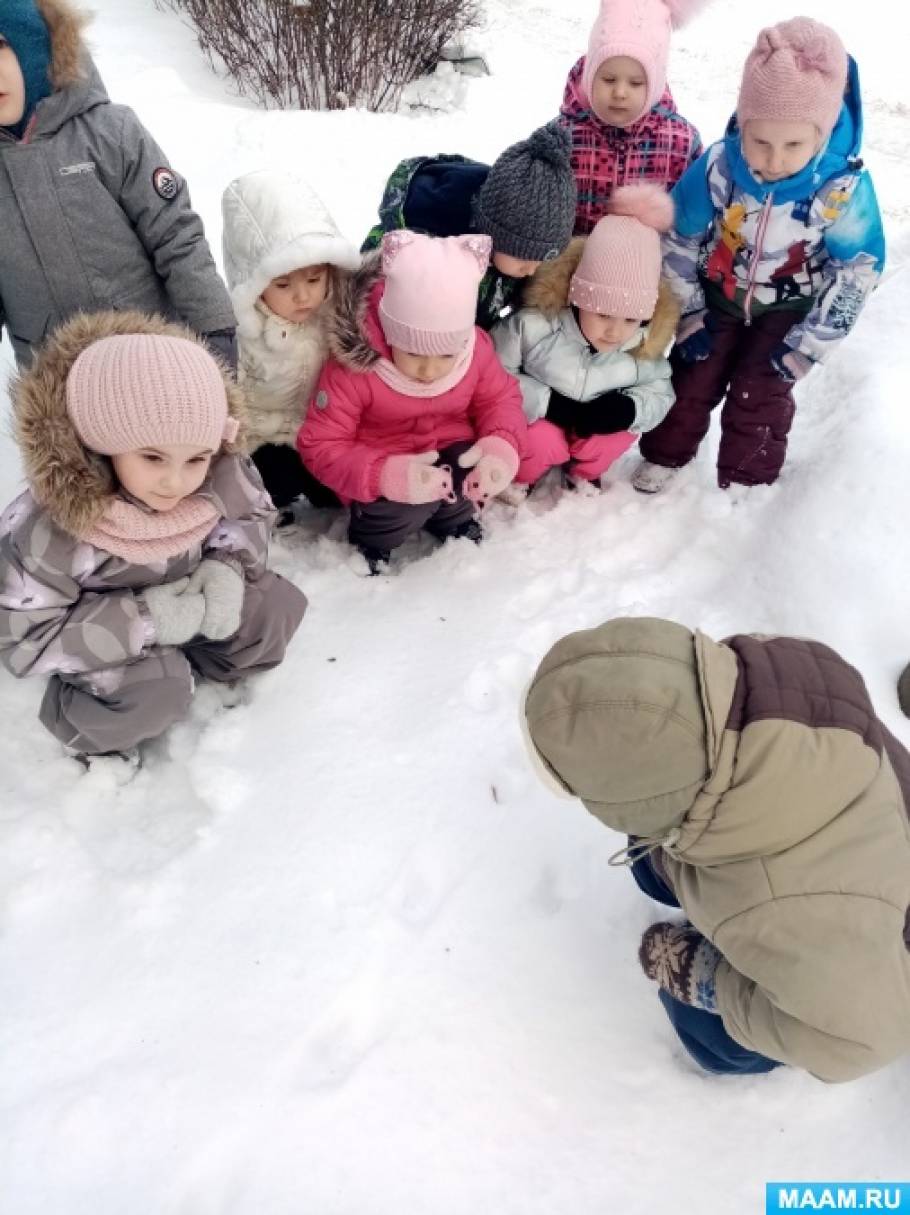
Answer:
[
  {"left": 608, "top": 184, "right": 674, "bottom": 233},
  {"left": 663, "top": 0, "right": 711, "bottom": 29}
]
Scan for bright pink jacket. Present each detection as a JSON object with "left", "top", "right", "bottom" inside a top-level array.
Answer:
[
  {"left": 298, "top": 281, "right": 527, "bottom": 504},
  {"left": 558, "top": 56, "right": 702, "bottom": 235}
]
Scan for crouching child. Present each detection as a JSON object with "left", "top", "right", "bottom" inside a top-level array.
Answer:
[
  {"left": 525, "top": 616, "right": 910, "bottom": 1081},
  {"left": 0, "top": 312, "right": 307, "bottom": 762}
]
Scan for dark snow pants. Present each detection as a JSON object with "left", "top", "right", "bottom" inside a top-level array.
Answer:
[
  {"left": 639, "top": 307, "right": 801, "bottom": 487},
  {"left": 348, "top": 442, "right": 476, "bottom": 554},
  {"left": 40, "top": 572, "right": 307, "bottom": 755},
  {"left": 252, "top": 443, "right": 340, "bottom": 510},
  {"left": 631, "top": 851, "right": 781, "bottom": 1075}
]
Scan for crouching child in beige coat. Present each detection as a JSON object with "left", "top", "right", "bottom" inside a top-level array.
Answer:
[{"left": 525, "top": 616, "right": 910, "bottom": 1081}]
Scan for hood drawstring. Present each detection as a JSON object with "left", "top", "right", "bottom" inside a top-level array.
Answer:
[{"left": 607, "top": 827, "right": 681, "bottom": 868}]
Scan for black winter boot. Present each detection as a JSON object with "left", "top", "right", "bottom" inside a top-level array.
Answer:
[{"left": 356, "top": 544, "right": 392, "bottom": 576}]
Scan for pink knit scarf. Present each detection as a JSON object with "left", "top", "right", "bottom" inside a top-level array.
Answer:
[
  {"left": 82, "top": 494, "right": 219, "bottom": 562},
  {"left": 372, "top": 331, "right": 475, "bottom": 398}
]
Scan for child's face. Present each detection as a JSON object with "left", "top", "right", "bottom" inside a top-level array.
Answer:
[
  {"left": 591, "top": 56, "right": 648, "bottom": 128},
  {"left": 112, "top": 443, "right": 214, "bottom": 511},
  {"left": 390, "top": 348, "right": 458, "bottom": 384},
  {"left": 260, "top": 264, "right": 330, "bottom": 323},
  {"left": 741, "top": 120, "right": 821, "bottom": 183},
  {"left": 0, "top": 38, "right": 26, "bottom": 128},
  {"left": 492, "top": 252, "right": 541, "bottom": 279},
  {"left": 578, "top": 309, "right": 641, "bottom": 352}
]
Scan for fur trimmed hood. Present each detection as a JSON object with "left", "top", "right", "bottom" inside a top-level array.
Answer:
[
  {"left": 523, "top": 237, "right": 680, "bottom": 360},
  {"left": 325, "top": 252, "right": 388, "bottom": 373},
  {"left": 12, "top": 310, "right": 247, "bottom": 539},
  {"left": 36, "top": 0, "right": 90, "bottom": 90}
]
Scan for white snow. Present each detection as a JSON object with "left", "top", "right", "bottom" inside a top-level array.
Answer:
[{"left": 2, "top": 1, "right": 910, "bottom": 1211}]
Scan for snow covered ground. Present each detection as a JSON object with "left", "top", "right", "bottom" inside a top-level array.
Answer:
[{"left": 2, "top": 1, "right": 910, "bottom": 1211}]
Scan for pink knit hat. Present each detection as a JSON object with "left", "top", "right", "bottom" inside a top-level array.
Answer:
[
  {"left": 66, "top": 334, "right": 239, "bottom": 455},
  {"left": 581, "top": 0, "right": 708, "bottom": 122},
  {"left": 737, "top": 18, "right": 848, "bottom": 139},
  {"left": 568, "top": 184, "right": 673, "bottom": 319},
  {"left": 378, "top": 231, "right": 490, "bottom": 356}
]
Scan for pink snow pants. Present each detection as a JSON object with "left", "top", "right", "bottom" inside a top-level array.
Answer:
[{"left": 516, "top": 420, "right": 637, "bottom": 484}]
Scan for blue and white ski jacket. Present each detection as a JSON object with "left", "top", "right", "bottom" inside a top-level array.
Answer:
[{"left": 662, "top": 58, "right": 885, "bottom": 363}]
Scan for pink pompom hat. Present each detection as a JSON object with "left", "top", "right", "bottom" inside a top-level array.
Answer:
[
  {"left": 568, "top": 183, "right": 674, "bottom": 319},
  {"left": 737, "top": 17, "right": 848, "bottom": 139},
  {"left": 581, "top": 0, "right": 709, "bottom": 122}
]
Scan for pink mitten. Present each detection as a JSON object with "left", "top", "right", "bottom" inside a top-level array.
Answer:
[
  {"left": 458, "top": 436, "right": 520, "bottom": 507},
  {"left": 379, "top": 451, "right": 455, "bottom": 505}
]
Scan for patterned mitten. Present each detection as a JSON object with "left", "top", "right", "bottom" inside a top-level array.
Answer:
[
  {"left": 770, "top": 344, "right": 814, "bottom": 383},
  {"left": 379, "top": 452, "right": 455, "bottom": 505},
  {"left": 187, "top": 558, "right": 245, "bottom": 641},
  {"left": 674, "top": 310, "right": 715, "bottom": 363},
  {"left": 458, "top": 436, "right": 520, "bottom": 507},
  {"left": 639, "top": 922, "right": 722, "bottom": 1012},
  {"left": 139, "top": 578, "right": 205, "bottom": 646}
]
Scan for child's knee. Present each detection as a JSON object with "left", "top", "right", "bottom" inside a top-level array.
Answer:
[{"left": 41, "top": 654, "right": 195, "bottom": 754}]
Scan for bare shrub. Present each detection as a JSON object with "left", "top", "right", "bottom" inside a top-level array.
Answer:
[{"left": 157, "top": 0, "right": 481, "bottom": 112}]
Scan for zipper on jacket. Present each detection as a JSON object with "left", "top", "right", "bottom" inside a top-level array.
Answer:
[{"left": 742, "top": 192, "right": 773, "bottom": 325}]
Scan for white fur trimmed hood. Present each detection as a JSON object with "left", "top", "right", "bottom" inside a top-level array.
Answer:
[{"left": 221, "top": 171, "right": 361, "bottom": 335}]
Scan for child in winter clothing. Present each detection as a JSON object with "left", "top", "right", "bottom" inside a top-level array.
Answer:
[
  {"left": 297, "top": 232, "right": 527, "bottom": 570},
  {"left": 0, "top": 0, "right": 236, "bottom": 369},
  {"left": 635, "top": 17, "right": 885, "bottom": 492},
  {"left": 492, "top": 183, "right": 677, "bottom": 490},
  {"left": 525, "top": 616, "right": 910, "bottom": 1081},
  {"left": 559, "top": 0, "right": 704, "bottom": 235},
  {"left": 221, "top": 171, "right": 361, "bottom": 510},
  {"left": 0, "top": 312, "right": 307, "bottom": 759},
  {"left": 361, "top": 122, "right": 577, "bottom": 331}
]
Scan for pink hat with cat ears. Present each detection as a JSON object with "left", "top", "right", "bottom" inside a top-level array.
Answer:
[{"left": 378, "top": 231, "right": 491, "bottom": 356}]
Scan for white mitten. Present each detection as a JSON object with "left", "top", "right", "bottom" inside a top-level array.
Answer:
[
  {"left": 140, "top": 578, "right": 206, "bottom": 646},
  {"left": 187, "top": 559, "right": 245, "bottom": 641}
]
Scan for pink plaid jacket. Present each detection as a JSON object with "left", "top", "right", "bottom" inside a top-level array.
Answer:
[{"left": 558, "top": 57, "right": 702, "bottom": 235}]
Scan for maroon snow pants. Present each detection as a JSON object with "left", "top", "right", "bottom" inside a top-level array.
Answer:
[{"left": 639, "top": 307, "right": 800, "bottom": 487}]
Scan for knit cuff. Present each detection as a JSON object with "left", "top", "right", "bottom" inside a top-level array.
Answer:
[{"left": 475, "top": 434, "right": 520, "bottom": 478}]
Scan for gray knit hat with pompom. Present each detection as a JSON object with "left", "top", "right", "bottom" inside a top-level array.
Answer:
[{"left": 474, "top": 121, "right": 577, "bottom": 263}]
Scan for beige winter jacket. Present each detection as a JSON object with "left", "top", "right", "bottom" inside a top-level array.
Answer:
[{"left": 525, "top": 617, "right": 910, "bottom": 1082}]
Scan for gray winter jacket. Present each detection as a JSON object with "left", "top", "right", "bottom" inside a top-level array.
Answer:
[
  {"left": 0, "top": 311, "right": 275, "bottom": 680},
  {"left": 491, "top": 238, "right": 679, "bottom": 433},
  {"left": 0, "top": 0, "right": 235, "bottom": 366}
]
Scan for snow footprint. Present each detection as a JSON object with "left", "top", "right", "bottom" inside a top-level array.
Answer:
[{"left": 295, "top": 954, "right": 391, "bottom": 1091}]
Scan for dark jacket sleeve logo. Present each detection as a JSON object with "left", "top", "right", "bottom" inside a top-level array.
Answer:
[{"left": 152, "top": 167, "right": 180, "bottom": 201}]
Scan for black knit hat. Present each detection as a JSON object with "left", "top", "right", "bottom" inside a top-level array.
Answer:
[{"left": 474, "top": 121, "right": 577, "bottom": 263}]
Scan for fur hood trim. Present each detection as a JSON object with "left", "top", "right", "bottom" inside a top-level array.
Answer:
[
  {"left": 13, "top": 311, "right": 247, "bottom": 539},
  {"left": 522, "top": 238, "right": 680, "bottom": 360},
  {"left": 326, "top": 251, "right": 386, "bottom": 373},
  {"left": 36, "top": 0, "right": 90, "bottom": 89}
]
